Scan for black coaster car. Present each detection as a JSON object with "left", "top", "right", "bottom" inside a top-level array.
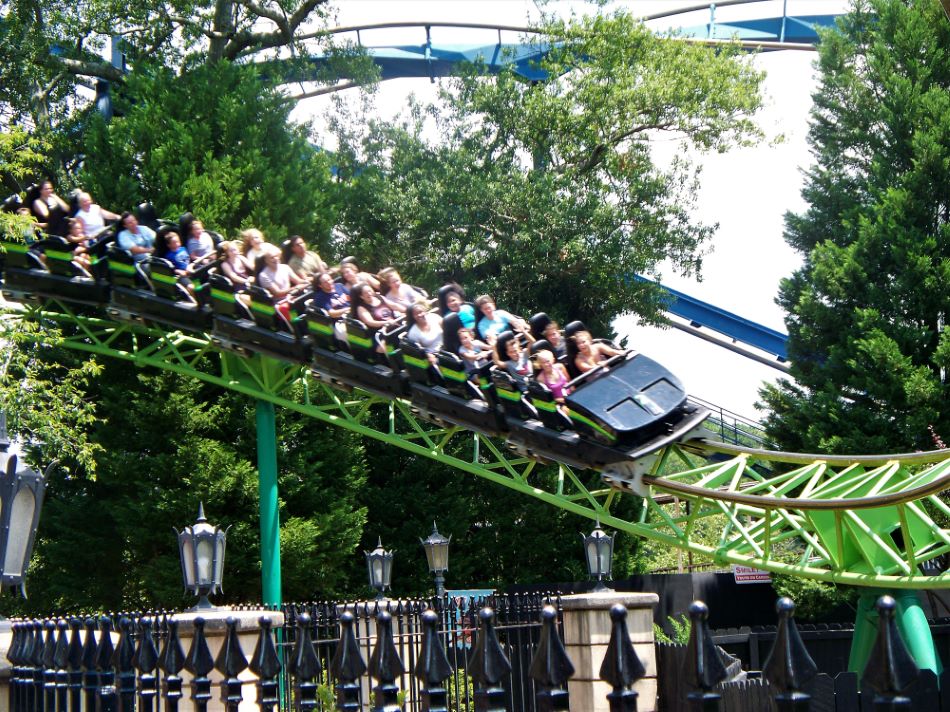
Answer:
[
  {"left": 1, "top": 234, "right": 112, "bottom": 307},
  {"left": 107, "top": 249, "right": 213, "bottom": 332},
  {"left": 210, "top": 277, "right": 310, "bottom": 363}
]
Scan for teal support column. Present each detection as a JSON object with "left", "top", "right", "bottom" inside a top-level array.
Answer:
[
  {"left": 848, "top": 589, "right": 941, "bottom": 676},
  {"left": 256, "top": 399, "right": 282, "bottom": 607}
]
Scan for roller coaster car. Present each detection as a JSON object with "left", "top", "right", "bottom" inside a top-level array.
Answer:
[
  {"left": 211, "top": 279, "right": 310, "bottom": 362},
  {"left": 399, "top": 338, "right": 503, "bottom": 433},
  {"left": 564, "top": 351, "right": 710, "bottom": 457},
  {"left": 485, "top": 345, "right": 710, "bottom": 469},
  {"left": 0, "top": 233, "right": 113, "bottom": 307},
  {"left": 305, "top": 309, "right": 409, "bottom": 398},
  {"left": 106, "top": 248, "right": 216, "bottom": 332}
]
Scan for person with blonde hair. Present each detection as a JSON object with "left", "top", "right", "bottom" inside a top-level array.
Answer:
[
  {"left": 218, "top": 241, "right": 254, "bottom": 289},
  {"left": 240, "top": 228, "right": 267, "bottom": 263},
  {"left": 379, "top": 267, "right": 424, "bottom": 312},
  {"left": 572, "top": 330, "right": 623, "bottom": 374}
]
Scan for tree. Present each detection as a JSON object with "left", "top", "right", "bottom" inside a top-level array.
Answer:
[
  {"left": 352, "top": 426, "right": 645, "bottom": 597},
  {"left": 762, "top": 0, "right": 950, "bottom": 454},
  {"left": 331, "top": 12, "right": 764, "bottom": 334},
  {"left": 79, "top": 61, "right": 340, "bottom": 242},
  {"left": 0, "top": 0, "right": 372, "bottom": 130},
  {"left": 10, "top": 357, "right": 368, "bottom": 614}
]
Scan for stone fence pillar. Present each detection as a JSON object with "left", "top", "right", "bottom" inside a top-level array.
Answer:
[
  {"left": 561, "top": 591, "right": 658, "bottom": 712},
  {"left": 173, "top": 608, "right": 284, "bottom": 712}
]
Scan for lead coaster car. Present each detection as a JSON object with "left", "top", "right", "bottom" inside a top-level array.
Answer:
[{"left": 494, "top": 350, "right": 710, "bottom": 469}]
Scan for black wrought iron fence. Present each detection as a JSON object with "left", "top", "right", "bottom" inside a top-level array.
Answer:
[
  {"left": 274, "top": 593, "right": 556, "bottom": 712},
  {"left": 5, "top": 592, "right": 930, "bottom": 712}
]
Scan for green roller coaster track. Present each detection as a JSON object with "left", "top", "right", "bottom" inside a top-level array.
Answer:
[{"left": 6, "top": 298, "right": 950, "bottom": 673}]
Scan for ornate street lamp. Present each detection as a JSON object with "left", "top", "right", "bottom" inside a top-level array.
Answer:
[
  {"left": 581, "top": 520, "right": 615, "bottom": 592},
  {"left": 175, "top": 503, "right": 228, "bottom": 610},
  {"left": 420, "top": 522, "right": 451, "bottom": 597},
  {"left": 365, "top": 537, "right": 394, "bottom": 600},
  {"left": 0, "top": 415, "right": 50, "bottom": 596}
]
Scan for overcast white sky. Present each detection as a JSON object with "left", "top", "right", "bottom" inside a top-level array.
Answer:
[{"left": 293, "top": 1, "right": 851, "bottom": 418}]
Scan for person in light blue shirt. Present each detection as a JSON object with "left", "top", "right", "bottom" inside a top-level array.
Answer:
[{"left": 117, "top": 212, "right": 156, "bottom": 263}]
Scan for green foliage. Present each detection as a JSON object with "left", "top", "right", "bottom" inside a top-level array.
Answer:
[
  {"left": 332, "top": 11, "right": 764, "bottom": 334},
  {"left": 0, "top": 317, "right": 103, "bottom": 474},
  {"left": 8, "top": 356, "right": 368, "bottom": 615},
  {"left": 353, "top": 425, "right": 645, "bottom": 596},
  {"left": 654, "top": 613, "right": 690, "bottom": 645},
  {"left": 79, "top": 62, "right": 340, "bottom": 244},
  {"left": 0, "top": 0, "right": 374, "bottom": 130},
  {"left": 0, "top": 128, "right": 50, "bottom": 239},
  {"left": 770, "top": 574, "right": 856, "bottom": 622},
  {"left": 447, "top": 672, "right": 474, "bottom": 712},
  {"left": 763, "top": 0, "right": 950, "bottom": 453}
]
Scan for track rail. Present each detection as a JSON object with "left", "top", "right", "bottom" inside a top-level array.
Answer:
[{"left": 8, "top": 299, "right": 950, "bottom": 589}]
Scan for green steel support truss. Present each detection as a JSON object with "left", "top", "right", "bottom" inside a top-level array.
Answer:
[{"left": 13, "top": 300, "right": 950, "bottom": 591}]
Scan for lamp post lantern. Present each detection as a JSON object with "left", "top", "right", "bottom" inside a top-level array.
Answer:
[
  {"left": 0, "top": 421, "right": 49, "bottom": 596},
  {"left": 420, "top": 522, "right": 451, "bottom": 597},
  {"left": 175, "top": 503, "right": 228, "bottom": 610},
  {"left": 581, "top": 520, "right": 615, "bottom": 592},
  {"left": 364, "top": 537, "right": 394, "bottom": 600}
]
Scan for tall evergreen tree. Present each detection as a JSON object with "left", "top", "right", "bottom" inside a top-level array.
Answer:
[{"left": 763, "top": 0, "right": 950, "bottom": 454}]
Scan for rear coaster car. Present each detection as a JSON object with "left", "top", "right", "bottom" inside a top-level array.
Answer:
[{"left": 1, "top": 233, "right": 113, "bottom": 306}]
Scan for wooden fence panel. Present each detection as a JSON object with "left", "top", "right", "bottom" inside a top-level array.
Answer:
[
  {"left": 912, "top": 669, "right": 939, "bottom": 710},
  {"left": 809, "top": 673, "right": 835, "bottom": 712},
  {"left": 720, "top": 678, "right": 775, "bottom": 712},
  {"left": 833, "top": 672, "right": 859, "bottom": 712}
]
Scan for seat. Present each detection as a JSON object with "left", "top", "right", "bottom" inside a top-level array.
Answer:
[
  {"left": 248, "top": 285, "right": 292, "bottom": 332},
  {"left": 529, "top": 312, "right": 553, "bottom": 341},
  {"left": 564, "top": 320, "right": 588, "bottom": 378},
  {"left": 146, "top": 258, "right": 193, "bottom": 303},
  {"left": 153, "top": 224, "right": 179, "bottom": 260},
  {"left": 35, "top": 237, "right": 89, "bottom": 278},
  {"left": 400, "top": 338, "right": 439, "bottom": 386},
  {"left": 107, "top": 245, "right": 146, "bottom": 289},
  {"left": 306, "top": 306, "right": 342, "bottom": 352},
  {"left": 436, "top": 351, "right": 480, "bottom": 399},
  {"left": 135, "top": 203, "right": 160, "bottom": 230},
  {"left": 178, "top": 213, "right": 195, "bottom": 238},
  {"left": 208, "top": 273, "right": 251, "bottom": 319},
  {"left": 0, "top": 236, "right": 45, "bottom": 271},
  {"left": 529, "top": 339, "right": 552, "bottom": 356},
  {"left": 491, "top": 368, "right": 536, "bottom": 420},
  {"left": 345, "top": 318, "right": 382, "bottom": 365},
  {"left": 527, "top": 381, "right": 573, "bottom": 431},
  {"left": 2, "top": 194, "right": 24, "bottom": 213}
]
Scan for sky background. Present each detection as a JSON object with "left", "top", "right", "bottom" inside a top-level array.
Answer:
[{"left": 292, "top": 0, "right": 852, "bottom": 418}]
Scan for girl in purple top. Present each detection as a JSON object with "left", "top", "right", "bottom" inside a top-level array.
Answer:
[{"left": 535, "top": 349, "right": 571, "bottom": 403}]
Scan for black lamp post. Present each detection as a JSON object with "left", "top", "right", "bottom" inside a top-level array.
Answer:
[
  {"left": 0, "top": 415, "right": 49, "bottom": 596},
  {"left": 420, "top": 522, "right": 451, "bottom": 597},
  {"left": 581, "top": 520, "right": 615, "bottom": 592},
  {"left": 365, "top": 537, "right": 394, "bottom": 600},
  {"left": 175, "top": 503, "right": 228, "bottom": 610}
]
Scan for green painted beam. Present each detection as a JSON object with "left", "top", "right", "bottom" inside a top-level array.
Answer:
[{"left": 12, "top": 301, "right": 950, "bottom": 590}]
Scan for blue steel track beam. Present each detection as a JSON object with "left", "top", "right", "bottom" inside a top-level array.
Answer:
[{"left": 635, "top": 275, "right": 789, "bottom": 364}]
